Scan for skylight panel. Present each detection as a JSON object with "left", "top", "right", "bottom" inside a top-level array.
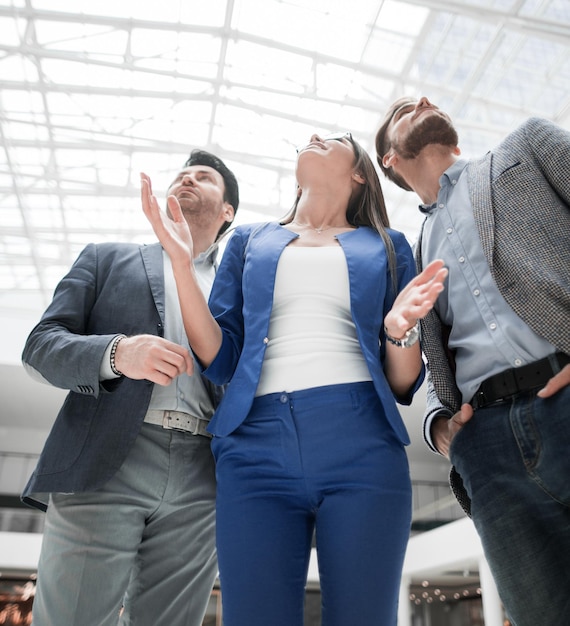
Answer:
[
  {"left": 376, "top": 0, "right": 428, "bottom": 36},
  {"left": 224, "top": 39, "right": 312, "bottom": 91},
  {"left": 0, "top": 15, "right": 25, "bottom": 46},
  {"left": 231, "top": 0, "right": 371, "bottom": 60}
]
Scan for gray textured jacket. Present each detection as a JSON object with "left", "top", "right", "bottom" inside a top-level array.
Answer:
[{"left": 416, "top": 118, "right": 570, "bottom": 513}]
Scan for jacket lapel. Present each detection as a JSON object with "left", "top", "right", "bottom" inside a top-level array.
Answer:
[
  {"left": 467, "top": 154, "right": 495, "bottom": 272},
  {"left": 140, "top": 243, "right": 166, "bottom": 326}
]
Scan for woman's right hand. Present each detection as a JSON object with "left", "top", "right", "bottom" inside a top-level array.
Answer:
[{"left": 141, "top": 172, "right": 194, "bottom": 265}]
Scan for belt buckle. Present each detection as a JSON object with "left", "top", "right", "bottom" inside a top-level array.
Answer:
[{"left": 471, "top": 390, "right": 486, "bottom": 410}]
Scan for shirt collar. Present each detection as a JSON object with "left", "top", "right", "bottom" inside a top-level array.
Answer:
[
  {"left": 418, "top": 159, "right": 468, "bottom": 215},
  {"left": 196, "top": 241, "right": 219, "bottom": 267}
]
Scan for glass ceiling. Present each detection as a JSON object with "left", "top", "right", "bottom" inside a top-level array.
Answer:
[{"left": 1, "top": 0, "right": 569, "bottom": 320}]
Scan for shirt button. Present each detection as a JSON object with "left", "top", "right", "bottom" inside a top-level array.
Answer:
[
  {"left": 514, "top": 359, "right": 523, "bottom": 366},
  {"left": 489, "top": 322, "right": 497, "bottom": 331},
  {"left": 458, "top": 256, "right": 465, "bottom": 263},
  {"left": 439, "top": 203, "right": 445, "bottom": 209},
  {"left": 446, "top": 228, "right": 453, "bottom": 234},
  {"left": 263, "top": 337, "right": 269, "bottom": 344},
  {"left": 473, "top": 289, "right": 480, "bottom": 296}
]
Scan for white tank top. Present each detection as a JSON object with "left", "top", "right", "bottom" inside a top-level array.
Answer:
[{"left": 255, "top": 245, "right": 372, "bottom": 397}]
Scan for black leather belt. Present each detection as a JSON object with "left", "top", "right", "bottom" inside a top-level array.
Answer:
[{"left": 470, "top": 352, "right": 570, "bottom": 410}]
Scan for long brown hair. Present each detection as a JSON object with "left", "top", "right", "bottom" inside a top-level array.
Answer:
[{"left": 282, "top": 135, "right": 398, "bottom": 292}]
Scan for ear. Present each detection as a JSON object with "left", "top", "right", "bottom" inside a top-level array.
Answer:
[
  {"left": 382, "top": 149, "right": 398, "bottom": 169},
  {"left": 352, "top": 171, "right": 366, "bottom": 185},
  {"left": 222, "top": 201, "right": 235, "bottom": 223}
]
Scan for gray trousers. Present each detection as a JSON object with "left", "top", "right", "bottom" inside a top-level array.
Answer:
[{"left": 32, "top": 423, "right": 217, "bottom": 626}]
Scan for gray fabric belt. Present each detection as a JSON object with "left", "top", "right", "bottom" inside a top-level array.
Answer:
[{"left": 144, "top": 409, "right": 212, "bottom": 439}]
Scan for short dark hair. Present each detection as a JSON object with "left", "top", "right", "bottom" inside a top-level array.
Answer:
[
  {"left": 375, "top": 96, "right": 416, "bottom": 191},
  {"left": 184, "top": 149, "right": 239, "bottom": 235}
]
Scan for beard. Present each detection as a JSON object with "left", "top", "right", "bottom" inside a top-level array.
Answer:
[{"left": 393, "top": 113, "right": 458, "bottom": 159}]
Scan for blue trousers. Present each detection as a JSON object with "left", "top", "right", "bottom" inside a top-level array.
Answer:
[
  {"left": 450, "top": 386, "right": 570, "bottom": 626},
  {"left": 32, "top": 423, "right": 217, "bottom": 626},
  {"left": 211, "top": 381, "right": 412, "bottom": 626}
]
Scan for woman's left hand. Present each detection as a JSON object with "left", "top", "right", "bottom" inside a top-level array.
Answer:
[{"left": 384, "top": 259, "right": 448, "bottom": 339}]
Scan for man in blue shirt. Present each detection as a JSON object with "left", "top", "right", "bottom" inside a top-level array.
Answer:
[{"left": 375, "top": 96, "right": 570, "bottom": 626}]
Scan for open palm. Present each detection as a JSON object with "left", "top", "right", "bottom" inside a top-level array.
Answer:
[{"left": 141, "top": 172, "right": 194, "bottom": 264}]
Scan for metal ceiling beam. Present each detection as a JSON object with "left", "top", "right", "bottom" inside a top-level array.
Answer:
[{"left": 398, "top": 0, "right": 570, "bottom": 43}]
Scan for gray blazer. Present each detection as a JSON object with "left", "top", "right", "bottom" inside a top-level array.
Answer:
[
  {"left": 416, "top": 118, "right": 570, "bottom": 513},
  {"left": 21, "top": 242, "right": 220, "bottom": 510}
]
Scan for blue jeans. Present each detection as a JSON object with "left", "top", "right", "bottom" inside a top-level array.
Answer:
[
  {"left": 32, "top": 423, "right": 217, "bottom": 626},
  {"left": 212, "top": 382, "right": 412, "bottom": 626},
  {"left": 450, "top": 386, "right": 570, "bottom": 626}
]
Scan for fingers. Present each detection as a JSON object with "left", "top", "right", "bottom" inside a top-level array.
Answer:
[
  {"left": 447, "top": 403, "right": 473, "bottom": 441},
  {"left": 453, "top": 403, "right": 474, "bottom": 425},
  {"left": 537, "top": 364, "right": 570, "bottom": 398},
  {"left": 385, "top": 261, "right": 448, "bottom": 332},
  {"left": 140, "top": 173, "right": 159, "bottom": 223},
  {"left": 419, "top": 258, "right": 446, "bottom": 281},
  {"left": 115, "top": 335, "right": 194, "bottom": 384},
  {"left": 402, "top": 260, "right": 447, "bottom": 300},
  {"left": 431, "top": 415, "right": 452, "bottom": 458},
  {"left": 140, "top": 171, "right": 151, "bottom": 189},
  {"left": 166, "top": 194, "right": 184, "bottom": 222},
  {"left": 152, "top": 340, "right": 194, "bottom": 380},
  {"left": 405, "top": 260, "right": 448, "bottom": 317}
]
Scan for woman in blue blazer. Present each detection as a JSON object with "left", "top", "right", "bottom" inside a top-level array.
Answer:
[{"left": 142, "top": 132, "right": 446, "bottom": 626}]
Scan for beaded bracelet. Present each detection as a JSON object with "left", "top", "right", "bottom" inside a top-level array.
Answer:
[{"left": 110, "top": 334, "right": 126, "bottom": 377}]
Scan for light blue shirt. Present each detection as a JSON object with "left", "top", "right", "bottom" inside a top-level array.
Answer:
[
  {"left": 421, "top": 159, "right": 555, "bottom": 403},
  {"left": 146, "top": 248, "right": 218, "bottom": 418}
]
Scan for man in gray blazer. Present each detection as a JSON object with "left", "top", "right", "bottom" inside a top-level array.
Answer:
[
  {"left": 375, "top": 96, "right": 570, "bottom": 626},
  {"left": 22, "top": 150, "right": 238, "bottom": 626}
]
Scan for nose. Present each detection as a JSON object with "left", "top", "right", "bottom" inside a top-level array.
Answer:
[
  {"left": 309, "top": 133, "right": 322, "bottom": 143},
  {"left": 181, "top": 173, "right": 195, "bottom": 185},
  {"left": 416, "top": 96, "right": 433, "bottom": 110}
]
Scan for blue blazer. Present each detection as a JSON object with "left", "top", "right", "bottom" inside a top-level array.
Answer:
[
  {"left": 205, "top": 222, "right": 424, "bottom": 443},
  {"left": 21, "top": 242, "right": 219, "bottom": 509}
]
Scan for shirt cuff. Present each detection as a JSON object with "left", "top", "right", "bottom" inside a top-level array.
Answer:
[
  {"left": 100, "top": 335, "right": 125, "bottom": 380},
  {"left": 423, "top": 408, "right": 453, "bottom": 454}
]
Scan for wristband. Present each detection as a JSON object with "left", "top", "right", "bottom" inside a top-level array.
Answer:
[{"left": 110, "top": 334, "right": 126, "bottom": 376}]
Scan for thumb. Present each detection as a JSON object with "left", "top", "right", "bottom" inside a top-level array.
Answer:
[
  {"left": 460, "top": 402, "right": 474, "bottom": 423},
  {"left": 167, "top": 194, "right": 184, "bottom": 221}
]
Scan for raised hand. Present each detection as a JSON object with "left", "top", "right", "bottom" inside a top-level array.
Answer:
[
  {"left": 140, "top": 172, "right": 194, "bottom": 265},
  {"left": 384, "top": 259, "right": 448, "bottom": 338}
]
